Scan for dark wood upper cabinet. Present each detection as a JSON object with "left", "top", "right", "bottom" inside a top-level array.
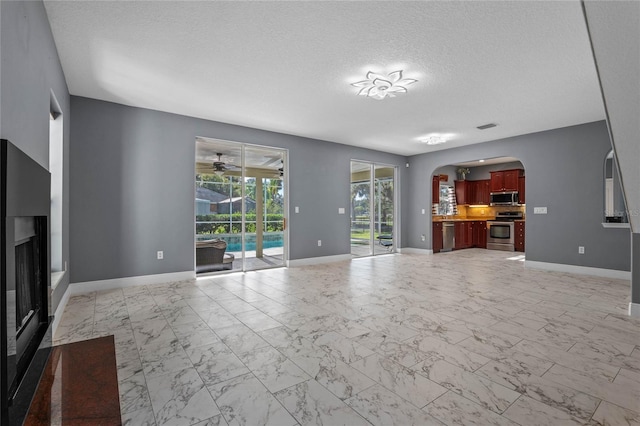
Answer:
[
  {"left": 490, "top": 172, "right": 504, "bottom": 192},
  {"left": 432, "top": 176, "right": 440, "bottom": 205},
  {"left": 454, "top": 180, "right": 468, "bottom": 205},
  {"left": 490, "top": 169, "right": 523, "bottom": 192},
  {"left": 518, "top": 176, "right": 526, "bottom": 204}
]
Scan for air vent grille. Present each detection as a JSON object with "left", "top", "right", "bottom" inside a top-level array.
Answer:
[{"left": 477, "top": 123, "right": 497, "bottom": 130}]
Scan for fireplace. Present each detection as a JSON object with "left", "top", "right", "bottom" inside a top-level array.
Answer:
[{"left": 1, "top": 140, "right": 52, "bottom": 424}]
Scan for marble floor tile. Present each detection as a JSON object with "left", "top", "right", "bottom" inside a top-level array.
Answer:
[
  {"left": 351, "top": 354, "right": 447, "bottom": 408},
  {"left": 512, "top": 339, "right": 620, "bottom": 382},
  {"left": 274, "top": 379, "right": 370, "bottom": 426},
  {"left": 425, "top": 391, "right": 517, "bottom": 426},
  {"left": 409, "top": 335, "right": 491, "bottom": 372},
  {"left": 590, "top": 400, "right": 640, "bottom": 425},
  {"left": 502, "top": 395, "right": 584, "bottom": 426},
  {"left": 418, "top": 359, "right": 520, "bottom": 414},
  {"left": 239, "top": 346, "right": 310, "bottom": 392},
  {"left": 185, "top": 342, "right": 250, "bottom": 386},
  {"left": 147, "top": 367, "right": 220, "bottom": 426},
  {"left": 119, "top": 371, "right": 153, "bottom": 415},
  {"left": 544, "top": 363, "right": 640, "bottom": 413},
  {"left": 311, "top": 331, "right": 375, "bottom": 364},
  {"left": 214, "top": 323, "right": 270, "bottom": 356},
  {"left": 171, "top": 321, "right": 221, "bottom": 351},
  {"left": 476, "top": 361, "right": 600, "bottom": 420},
  {"left": 346, "top": 384, "right": 443, "bottom": 426},
  {"left": 53, "top": 251, "right": 640, "bottom": 425},
  {"left": 234, "top": 309, "right": 282, "bottom": 332},
  {"left": 208, "top": 373, "right": 297, "bottom": 426},
  {"left": 121, "top": 405, "right": 157, "bottom": 426}
]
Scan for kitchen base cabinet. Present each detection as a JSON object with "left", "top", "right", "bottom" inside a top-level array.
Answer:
[
  {"left": 433, "top": 222, "right": 443, "bottom": 253},
  {"left": 454, "top": 221, "right": 473, "bottom": 249},
  {"left": 515, "top": 221, "right": 525, "bottom": 252},
  {"left": 473, "top": 221, "right": 487, "bottom": 248}
]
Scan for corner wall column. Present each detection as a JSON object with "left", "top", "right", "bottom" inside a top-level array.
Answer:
[{"left": 631, "top": 233, "right": 640, "bottom": 317}]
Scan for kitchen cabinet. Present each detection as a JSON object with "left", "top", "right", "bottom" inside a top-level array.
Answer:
[
  {"left": 518, "top": 176, "right": 526, "bottom": 204},
  {"left": 454, "top": 180, "right": 469, "bottom": 205},
  {"left": 490, "top": 169, "right": 523, "bottom": 192},
  {"left": 515, "top": 221, "right": 525, "bottom": 252},
  {"left": 433, "top": 222, "right": 443, "bottom": 253},
  {"left": 472, "top": 180, "right": 490, "bottom": 205},
  {"left": 432, "top": 176, "right": 440, "bottom": 205},
  {"left": 473, "top": 221, "right": 487, "bottom": 248},
  {"left": 454, "top": 221, "right": 473, "bottom": 249}
]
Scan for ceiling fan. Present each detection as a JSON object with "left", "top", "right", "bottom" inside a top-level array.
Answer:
[{"left": 211, "top": 153, "right": 238, "bottom": 175}]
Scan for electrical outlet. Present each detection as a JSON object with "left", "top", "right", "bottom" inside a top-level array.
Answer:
[
  {"left": 317, "top": 240, "right": 322, "bottom": 247},
  {"left": 421, "top": 209, "right": 425, "bottom": 215},
  {"left": 421, "top": 234, "right": 426, "bottom": 242},
  {"left": 578, "top": 246, "right": 585, "bottom": 254},
  {"left": 157, "top": 251, "right": 164, "bottom": 260},
  {"left": 295, "top": 206, "right": 299, "bottom": 213}
]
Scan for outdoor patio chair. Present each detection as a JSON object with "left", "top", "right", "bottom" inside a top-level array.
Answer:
[{"left": 196, "top": 239, "right": 234, "bottom": 272}]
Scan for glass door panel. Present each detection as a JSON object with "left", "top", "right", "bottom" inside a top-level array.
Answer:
[
  {"left": 351, "top": 161, "right": 372, "bottom": 257},
  {"left": 243, "top": 145, "right": 285, "bottom": 271},
  {"left": 195, "top": 138, "right": 286, "bottom": 274},
  {"left": 373, "top": 165, "right": 395, "bottom": 255}
]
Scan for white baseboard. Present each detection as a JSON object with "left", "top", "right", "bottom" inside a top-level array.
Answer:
[
  {"left": 52, "top": 286, "right": 71, "bottom": 338},
  {"left": 67, "top": 270, "right": 195, "bottom": 296},
  {"left": 630, "top": 303, "right": 640, "bottom": 318},
  {"left": 525, "top": 260, "right": 631, "bottom": 280},
  {"left": 287, "top": 254, "right": 352, "bottom": 267},
  {"left": 397, "top": 248, "right": 433, "bottom": 255}
]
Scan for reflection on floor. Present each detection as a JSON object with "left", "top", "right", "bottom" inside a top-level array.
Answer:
[{"left": 55, "top": 249, "right": 639, "bottom": 425}]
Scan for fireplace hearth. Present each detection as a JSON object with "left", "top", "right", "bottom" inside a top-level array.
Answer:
[{"left": 1, "top": 139, "right": 52, "bottom": 425}]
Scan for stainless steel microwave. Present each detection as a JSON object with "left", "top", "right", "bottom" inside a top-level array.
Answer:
[{"left": 490, "top": 191, "right": 519, "bottom": 206}]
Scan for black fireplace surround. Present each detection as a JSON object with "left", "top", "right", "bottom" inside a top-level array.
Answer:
[{"left": 1, "top": 139, "right": 53, "bottom": 424}]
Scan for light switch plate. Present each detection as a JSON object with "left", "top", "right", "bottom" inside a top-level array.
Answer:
[
  {"left": 533, "top": 207, "right": 547, "bottom": 214},
  {"left": 338, "top": 207, "right": 345, "bottom": 214},
  {"left": 295, "top": 206, "right": 299, "bottom": 213}
]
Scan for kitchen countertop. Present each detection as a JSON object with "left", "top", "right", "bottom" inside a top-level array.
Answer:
[{"left": 433, "top": 217, "right": 526, "bottom": 222}]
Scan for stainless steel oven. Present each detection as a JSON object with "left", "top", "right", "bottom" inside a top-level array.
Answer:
[
  {"left": 487, "top": 221, "right": 515, "bottom": 251},
  {"left": 487, "top": 211, "right": 523, "bottom": 251}
]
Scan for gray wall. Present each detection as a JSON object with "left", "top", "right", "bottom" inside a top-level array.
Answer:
[
  {"left": 583, "top": 1, "right": 640, "bottom": 234},
  {"left": 407, "top": 121, "right": 631, "bottom": 271},
  {"left": 1, "top": 1, "right": 71, "bottom": 311},
  {"left": 69, "top": 96, "right": 408, "bottom": 283},
  {"left": 463, "top": 161, "right": 524, "bottom": 181}
]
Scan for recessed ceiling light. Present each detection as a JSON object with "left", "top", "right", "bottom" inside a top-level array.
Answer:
[
  {"left": 420, "top": 136, "right": 447, "bottom": 145},
  {"left": 479, "top": 159, "right": 485, "bottom": 163},
  {"left": 477, "top": 123, "right": 497, "bottom": 130},
  {"left": 351, "top": 70, "right": 417, "bottom": 100}
]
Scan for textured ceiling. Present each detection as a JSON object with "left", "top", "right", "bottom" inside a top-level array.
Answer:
[{"left": 44, "top": 1, "right": 605, "bottom": 156}]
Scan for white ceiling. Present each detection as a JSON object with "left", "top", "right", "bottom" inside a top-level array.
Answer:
[{"left": 43, "top": 1, "right": 605, "bottom": 156}]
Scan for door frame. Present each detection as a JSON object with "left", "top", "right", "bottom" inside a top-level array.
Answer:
[
  {"left": 350, "top": 159, "right": 398, "bottom": 257},
  {"left": 194, "top": 137, "right": 289, "bottom": 274}
]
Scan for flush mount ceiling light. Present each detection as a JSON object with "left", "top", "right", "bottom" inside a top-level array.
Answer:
[
  {"left": 420, "top": 136, "right": 447, "bottom": 145},
  {"left": 351, "top": 70, "right": 417, "bottom": 100}
]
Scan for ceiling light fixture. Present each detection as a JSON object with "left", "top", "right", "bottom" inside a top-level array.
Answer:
[
  {"left": 420, "top": 136, "right": 447, "bottom": 145},
  {"left": 351, "top": 70, "right": 417, "bottom": 100}
]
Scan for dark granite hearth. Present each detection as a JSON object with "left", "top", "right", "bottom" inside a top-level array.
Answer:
[{"left": 24, "top": 336, "right": 121, "bottom": 425}]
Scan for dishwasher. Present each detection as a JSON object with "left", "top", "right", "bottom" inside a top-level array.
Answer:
[{"left": 442, "top": 222, "right": 455, "bottom": 252}]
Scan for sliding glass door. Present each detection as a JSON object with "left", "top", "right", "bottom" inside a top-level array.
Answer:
[
  {"left": 195, "top": 138, "right": 286, "bottom": 273},
  {"left": 350, "top": 161, "right": 396, "bottom": 257}
]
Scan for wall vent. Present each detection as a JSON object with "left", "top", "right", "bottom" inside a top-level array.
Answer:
[{"left": 477, "top": 123, "right": 497, "bottom": 130}]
